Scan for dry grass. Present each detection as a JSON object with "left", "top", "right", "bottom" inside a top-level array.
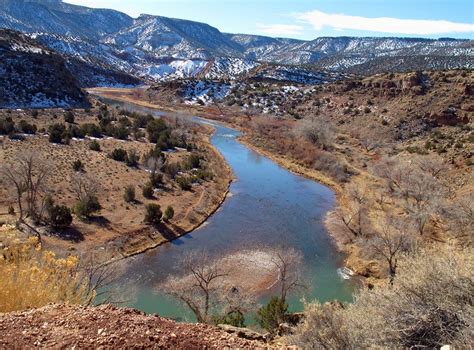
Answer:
[
  {"left": 0, "top": 106, "right": 232, "bottom": 262},
  {"left": 291, "top": 245, "right": 474, "bottom": 348},
  {"left": 0, "top": 238, "right": 94, "bottom": 313}
]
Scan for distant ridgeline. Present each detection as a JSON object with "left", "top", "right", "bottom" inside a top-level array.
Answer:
[{"left": 0, "top": 0, "right": 472, "bottom": 85}]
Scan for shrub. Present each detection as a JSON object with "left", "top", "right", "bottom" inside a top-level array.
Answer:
[
  {"left": 68, "top": 125, "right": 85, "bottom": 139},
  {"left": 291, "top": 247, "right": 474, "bottom": 348},
  {"left": 163, "top": 162, "right": 180, "bottom": 179},
  {"left": 183, "top": 154, "right": 201, "bottom": 170},
  {"left": 64, "top": 111, "right": 75, "bottom": 124},
  {"left": 0, "top": 240, "right": 94, "bottom": 313},
  {"left": 213, "top": 311, "right": 246, "bottom": 328},
  {"left": 80, "top": 123, "right": 102, "bottom": 138},
  {"left": 110, "top": 148, "right": 127, "bottom": 162},
  {"left": 89, "top": 140, "right": 101, "bottom": 152},
  {"left": 296, "top": 118, "right": 334, "bottom": 150},
  {"left": 150, "top": 172, "right": 163, "bottom": 188},
  {"left": 124, "top": 185, "right": 135, "bottom": 203},
  {"left": 142, "top": 182, "right": 154, "bottom": 199},
  {"left": 256, "top": 296, "right": 288, "bottom": 333},
  {"left": 74, "top": 196, "right": 101, "bottom": 219},
  {"left": 314, "top": 152, "right": 352, "bottom": 183},
  {"left": 144, "top": 204, "right": 162, "bottom": 225},
  {"left": 163, "top": 206, "right": 174, "bottom": 221},
  {"left": 176, "top": 176, "right": 192, "bottom": 191},
  {"left": 126, "top": 149, "right": 139, "bottom": 167},
  {"left": 132, "top": 113, "right": 154, "bottom": 129},
  {"left": 48, "top": 123, "right": 66, "bottom": 144},
  {"left": 72, "top": 160, "right": 84, "bottom": 172},
  {"left": 0, "top": 117, "right": 15, "bottom": 135},
  {"left": 113, "top": 125, "right": 129, "bottom": 140},
  {"left": 8, "top": 206, "right": 15, "bottom": 215},
  {"left": 147, "top": 119, "right": 170, "bottom": 145},
  {"left": 18, "top": 120, "right": 37, "bottom": 134},
  {"left": 48, "top": 205, "right": 73, "bottom": 229}
]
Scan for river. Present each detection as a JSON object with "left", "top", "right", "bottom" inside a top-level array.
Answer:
[{"left": 98, "top": 98, "right": 355, "bottom": 322}]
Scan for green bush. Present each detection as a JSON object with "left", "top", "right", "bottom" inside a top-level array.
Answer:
[
  {"left": 213, "top": 311, "right": 245, "bottom": 328},
  {"left": 163, "top": 206, "right": 174, "bottom": 221},
  {"left": 68, "top": 125, "right": 85, "bottom": 139},
  {"left": 0, "top": 117, "right": 15, "bottom": 135},
  {"left": 74, "top": 196, "right": 101, "bottom": 219},
  {"left": 124, "top": 185, "right": 135, "bottom": 203},
  {"left": 72, "top": 160, "right": 84, "bottom": 172},
  {"left": 150, "top": 172, "right": 163, "bottom": 188},
  {"left": 183, "top": 154, "right": 201, "bottom": 170},
  {"left": 126, "top": 150, "right": 139, "bottom": 167},
  {"left": 146, "top": 119, "right": 169, "bottom": 144},
  {"left": 256, "top": 297, "right": 288, "bottom": 333},
  {"left": 48, "top": 123, "right": 66, "bottom": 144},
  {"left": 89, "top": 140, "right": 101, "bottom": 152},
  {"left": 18, "top": 120, "right": 37, "bottom": 134},
  {"left": 48, "top": 205, "right": 73, "bottom": 229},
  {"left": 142, "top": 182, "right": 154, "bottom": 199},
  {"left": 110, "top": 148, "right": 127, "bottom": 162},
  {"left": 80, "top": 123, "right": 102, "bottom": 138},
  {"left": 176, "top": 176, "right": 192, "bottom": 191},
  {"left": 64, "top": 111, "right": 75, "bottom": 124},
  {"left": 144, "top": 204, "right": 162, "bottom": 225}
]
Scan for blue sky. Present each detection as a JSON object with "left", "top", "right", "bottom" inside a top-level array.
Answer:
[{"left": 65, "top": 0, "right": 473, "bottom": 40}]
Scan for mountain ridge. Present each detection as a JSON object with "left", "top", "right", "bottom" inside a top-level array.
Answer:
[{"left": 0, "top": 0, "right": 472, "bottom": 84}]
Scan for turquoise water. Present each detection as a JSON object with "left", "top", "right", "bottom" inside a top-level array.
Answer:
[{"left": 99, "top": 98, "right": 354, "bottom": 321}]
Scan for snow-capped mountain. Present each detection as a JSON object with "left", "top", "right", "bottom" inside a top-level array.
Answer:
[
  {"left": 0, "top": 0, "right": 132, "bottom": 40},
  {"left": 0, "top": 0, "right": 472, "bottom": 85},
  {"left": 104, "top": 14, "right": 242, "bottom": 60}
]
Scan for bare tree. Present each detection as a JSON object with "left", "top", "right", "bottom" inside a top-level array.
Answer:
[
  {"left": 160, "top": 252, "right": 230, "bottom": 323},
  {"left": 336, "top": 184, "right": 370, "bottom": 240},
  {"left": 71, "top": 173, "right": 99, "bottom": 202},
  {"left": 292, "top": 246, "right": 474, "bottom": 348},
  {"left": 269, "top": 247, "right": 306, "bottom": 302},
  {"left": 1, "top": 164, "right": 26, "bottom": 222},
  {"left": 0, "top": 151, "right": 50, "bottom": 223},
  {"left": 144, "top": 154, "right": 164, "bottom": 174},
  {"left": 445, "top": 193, "right": 474, "bottom": 246},
  {"left": 416, "top": 154, "right": 448, "bottom": 179},
  {"left": 295, "top": 117, "right": 334, "bottom": 150},
  {"left": 366, "top": 216, "right": 413, "bottom": 282},
  {"left": 375, "top": 157, "right": 446, "bottom": 235}
]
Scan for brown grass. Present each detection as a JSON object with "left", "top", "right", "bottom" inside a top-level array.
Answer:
[
  {"left": 0, "top": 106, "right": 232, "bottom": 262},
  {"left": 0, "top": 238, "right": 93, "bottom": 313}
]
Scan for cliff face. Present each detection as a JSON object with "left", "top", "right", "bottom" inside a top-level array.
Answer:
[{"left": 0, "top": 304, "right": 265, "bottom": 349}]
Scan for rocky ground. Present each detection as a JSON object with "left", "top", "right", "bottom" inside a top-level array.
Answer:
[{"left": 0, "top": 304, "right": 267, "bottom": 349}]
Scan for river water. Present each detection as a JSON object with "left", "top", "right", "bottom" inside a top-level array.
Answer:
[{"left": 99, "top": 98, "right": 354, "bottom": 322}]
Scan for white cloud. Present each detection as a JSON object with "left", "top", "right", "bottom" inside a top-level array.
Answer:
[
  {"left": 297, "top": 11, "right": 474, "bottom": 35},
  {"left": 256, "top": 23, "right": 304, "bottom": 37}
]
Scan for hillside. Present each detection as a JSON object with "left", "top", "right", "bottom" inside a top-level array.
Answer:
[
  {"left": 0, "top": 29, "right": 89, "bottom": 108},
  {"left": 0, "top": 304, "right": 265, "bottom": 349}
]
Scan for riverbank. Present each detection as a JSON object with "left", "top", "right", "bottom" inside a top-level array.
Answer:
[
  {"left": 237, "top": 136, "right": 372, "bottom": 282},
  {"left": 100, "top": 138, "right": 233, "bottom": 265},
  {"left": 87, "top": 90, "right": 364, "bottom": 277}
]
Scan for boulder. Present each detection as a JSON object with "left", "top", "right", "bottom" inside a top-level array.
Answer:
[{"left": 217, "top": 324, "right": 268, "bottom": 341}]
